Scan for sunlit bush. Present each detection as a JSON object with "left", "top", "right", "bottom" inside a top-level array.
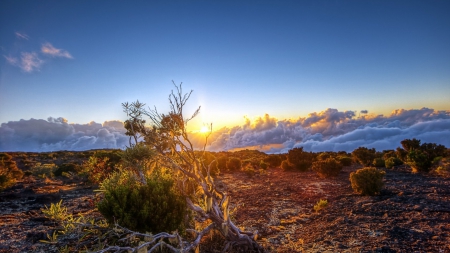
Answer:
[
  {"left": 350, "top": 167, "right": 385, "bottom": 196},
  {"left": 263, "top": 155, "right": 282, "bottom": 168},
  {"left": 0, "top": 153, "right": 24, "bottom": 191},
  {"left": 226, "top": 157, "right": 242, "bottom": 172},
  {"left": 338, "top": 156, "right": 352, "bottom": 166},
  {"left": 311, "top": 158, "right": 343, "bottom": 178},
  {"left": 385, "top": 157, "right": 403, "bottom": 169},
  {"left": 281, "top": 160, "right": 295, "bottom": 171},
  {"left": 97, "top": 169, "right": 188, "bottom": 234},
  {"left": 30, "top": 163, "right": 58, "bottom": 178},
  {"left": 352, "top": 147, "right": 376, "bottom": 166}
]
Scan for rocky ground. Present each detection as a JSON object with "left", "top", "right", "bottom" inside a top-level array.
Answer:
[{"left": 0, "top": 166, "right": 449, "bottom": 252}]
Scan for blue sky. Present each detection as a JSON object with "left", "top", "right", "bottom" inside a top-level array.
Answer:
[{"left": 1, "top": 1, "right": 450, "bottom": 152}]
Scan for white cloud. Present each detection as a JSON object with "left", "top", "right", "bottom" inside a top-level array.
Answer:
[
  {"left": 15, "top": 32, "right": 29, "bottom": 40},
  {"left": 41, "top": 43, "right": 73, "bottom": 59},
  {"left": 20, "top": 52, "right": 44, "bottom": 72},
  {"left": 0, "top": 118, "right": 129, "bottom": 152},
  {"left": 1, "top": 108, "right": 449, "bottom": 153}
]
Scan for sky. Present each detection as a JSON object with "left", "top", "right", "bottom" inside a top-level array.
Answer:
[{"left": 1, "top": 0, "right": 449, "bottom": 153}]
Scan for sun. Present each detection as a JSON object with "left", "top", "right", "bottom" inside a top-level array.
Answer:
[{"left": 199, "top": 125, "right": 210, "bottom": 133}]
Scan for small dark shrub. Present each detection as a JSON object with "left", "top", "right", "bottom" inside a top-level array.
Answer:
[
  {"left": 311, "top": 158, "right": 343, "bottom": 178},
  {"left": 259, "top": 160, "right": 268, "bottom": 170},
  {"left": 226, "top": 157, "right": 241, "bottom": 172},
  {"left": 97, "top": 170, "right": 187, "bottom": 234},
  {"left": 385, "top": 157, "right": 403, "bottom": 169},
  {"left": 264, "top": 155, "right": 282, "bottom": 168},
  {"left": 281, "top": 160, "right": 295, "bottom": 171},
  {"left": 287, "top": 147, "right": 315, "bottom": 171},
  {"left": 54, "top": 163, "right": 80, "bottom": 177},
  {"left": 338, "top": 156, "right": 352, "bottom": 166},
  {"left": 352, "top": 147, "right": 376, "bottom": 166},
  {"left": 372, "top": 158, "right": 385, "bottom": 168},
  {"left": 217, "top": 156, "right": 228, "bottom": 172},
  {"left": 350, "top": 167, "right": 385, "bottom": 196},
  {"left": 407, "top": 150, "right": 432, "bottom": 173},
  {"left": 242, "top": 164, "right": 256, "bottom": 177}
]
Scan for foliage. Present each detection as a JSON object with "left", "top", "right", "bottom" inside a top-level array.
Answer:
[
  {"left": 81, "top": 150, "right": 123, "bottom": 184},
  {"left": 399, "top": 139, "right": 447, "bottom": 173},
  {"left": 226, "top": 157, "right": 242, "bottom": 172},
  {"left": 352, "top": 147, "right": 376, "bottom": 166},
  {"left": 372, "top": 158, "right": 385, "bottom": 168},
  {"left": 259, "top": 160, "right": 268, "bottom": 170},
  {"left": 242, "top": 163, "right": 256, "bottom": 177},
  {"left": 97, "top": 169, "right": 188, "bottom": 234},
  {"left": 350, "top": 167, "right": 385, "bottom": 196},
  {"left": 263, "top": 155, "right": 282, "bottom": 168},
  {"left": 30, "top": 163, "right": 57, "bottom": 178},
  {"left": 216, "top": 156, "right": 228, "bottom": 173},
  {"left": 338, "top": 156, "right": 352, "bottom": 166},
  {"left": 287, "top": 147, "right": 315, "bottom": 172},
  {"left": 311, "top": 158, "right": 343, "bottom": 178},
  {"left": 281, "top": 160, "right": 295, "bottom": 171},
  {"left": 0, "top": 153, "right": 23, "bottom": 191},
  {"left": 54, "top": 163, "right": 81, "bottom": 177},
  {"left": 313, "top": 199, "right": 328, "bottom": 212},
  {"left": 385, "top": 157, "right": 403, "bottom": 169}
]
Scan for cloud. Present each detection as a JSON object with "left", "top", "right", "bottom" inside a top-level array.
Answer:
[
  {"left": 0, "top": 118, "right": 129, "bottom": 152},
  {"left": 1, "top": 108, "right": 449, "bottom": 153},
  {"left": 191, "top": 108, "right": 450, "bottom": 153},
  {"left": 15, "top": 32, "right": 29, "bottom": 40},
  {"left": 5, "top": 52, "right": 44, "bottom": 72},
  {"left": 41, "top": 43, "right": 73, "bottom": 59}
]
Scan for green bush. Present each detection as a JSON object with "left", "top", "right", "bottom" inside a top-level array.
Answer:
[
  {"left": 216, "top": 156, "right": 228, "bottom": 172},
  {"left": 313, "top": 199, "right": 328, "bottom": 212},
  {"left": 311, "top": 158, "right": 343, "bottom": 178},
  {"left": 350, "top": 167, "right": 385, "bottom": 196},
  {"left": 242, "top": 164, "right": 256, "bottom": 177},
  {"left": 385, "top": 157, "right": 403, "bottom": 169},
  {"left": 30, "top": 163, "right": 58, "bottom": 178},
  {"left": 372, "top": 158, "right": 385, "bottom": 168},
  {"left": 97, "top": 170, "right": 188, "bottom": 234},
  {"left": 338, "top": 156, "right": 353, "bottom": 166},
  {"left": 226, "top": 157, "right": 242, "bottom": 172}
]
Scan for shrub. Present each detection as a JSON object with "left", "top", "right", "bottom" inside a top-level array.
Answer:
[
  {"left": 281, "top": 160, "right": 295, "bottom": 171},
  {"left": 338, "top": 156, "right": 352, "bottom": 166},
  {"left": 264, "top": 155, "right": 282, "bottom": 168},
  {"left": 349, "top": 167, "right": 385, "bottom": 196},
  {"left": 81, "top": 150, "right": 123, "bottom": 184},
  {"left": 352, "top": 147, "right": 376, "bottom": 166},
  {"left": 407, "top": 150, "right": 432, "bottom": 173},
  {"left": 30, "top": 163, "right": 58, "bottom": 178},
  {"left": 242, "top": 164, "right": 256, "bottom": 177},
  {"left": 287, "top": 147, "right": 315, "bottom": 172},
  {"left": 313, "top": 199, "right": 328, "bottom": 212},
  {"left": 372, "top": 158, "right": 385, "bottom": 168},
  {"left": 385, "top": 157, "right": 403, "bottom": 169},
  {"left": 97, "top": 170, "right": 188, "bottom": 234},
  {"left": 1, "top": 153, "right": 24, "bottom": 191},
  {"left": 311, "top": 158, "right": 343, "bottom": 178},
  {"left": 54, "top": 163, "right": 80, "bottom": 177},
  {"left": 226, "top": 157, "right": 242, "bottom": 172},
  {"left": 259, "top": 160, "right": 268, "bottom": 170},
  {"left": 216, "top": 156, "right": 228, "bottom": 172}
]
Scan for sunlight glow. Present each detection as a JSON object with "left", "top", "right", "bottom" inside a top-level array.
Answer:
[{"left": 200, "top": 125, "right": 210, "bottom": 133}]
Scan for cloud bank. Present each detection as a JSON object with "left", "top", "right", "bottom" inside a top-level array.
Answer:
[
  {"left": 0, "top": 108, "right": 449, "bottom": 153},
  {"left": 0, "top": 117, "right": 129, "bottom": 152}
]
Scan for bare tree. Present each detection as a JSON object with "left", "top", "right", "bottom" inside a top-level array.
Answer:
[{"left": 109, "top": 81, "right": 264, "bottom": 252}]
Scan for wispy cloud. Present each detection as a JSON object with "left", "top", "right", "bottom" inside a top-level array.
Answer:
[
  {"left": 15, "top": 32, "right": 29, "bottom": 40},
  {"left": 41, "top": 43, "right": 73, "bottom": 59},
  {"left": 4, "top": 52, "right": 44, "bottom": 72},
  {"left": 20, "top": 52, "right": 44, "bottom": 72}
]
